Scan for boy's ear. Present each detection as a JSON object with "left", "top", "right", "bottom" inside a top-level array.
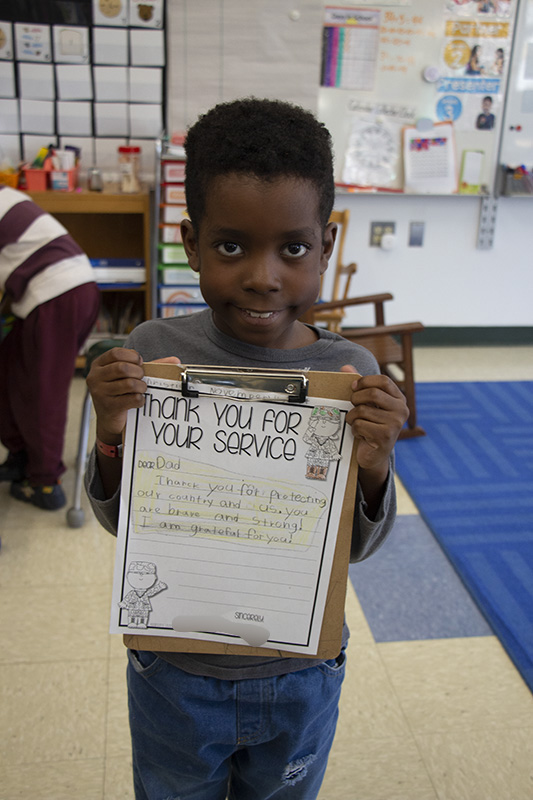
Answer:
[
  {"left": 320, "top": 222, "right": 337, "bottom": 274},
  {"left": 180, "top": 219, "right": 200, "bottom": 271}
]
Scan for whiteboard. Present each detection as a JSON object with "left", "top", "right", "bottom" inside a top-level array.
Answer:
[
  {"left": 166, "top": 0, "right": 324, "bottom": 133},
  {"left": 318, "top": 0, "right": 518, "bottom": 194},
  {"left": 499, "top": 0, "right": 533, "bottom": 168}
]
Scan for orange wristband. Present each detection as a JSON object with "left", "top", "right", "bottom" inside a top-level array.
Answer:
[{"left": 96, "top": 437, "right": 123, "bottom": 458}]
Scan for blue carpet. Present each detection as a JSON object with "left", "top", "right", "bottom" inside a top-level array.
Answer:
[
  {"left": 394, "top": 381, "right": 533, "bottom": 692},
  {"left": 349, "top": 515, "right": 492, "bottom": 641}
]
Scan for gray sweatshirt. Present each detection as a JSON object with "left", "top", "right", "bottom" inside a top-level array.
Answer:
[{"left": 85, "top": 310, "right": 397, "bottom": 679}]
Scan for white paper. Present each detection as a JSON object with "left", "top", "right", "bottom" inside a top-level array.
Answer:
[
  {"left": 92, "top": 26, "right": 129, "bottom": 64},
  {"left": 92, "top": 0, "right": 129, "bottom": 27},
  {"left": 129, "top": 66, "right": 162, "bottom": 103},
  {"left": 322, "top": 7, "right": 380, "bottom": 91},
  {"left": 14, "top": 23, "right": 51, "bottom": 62},
  {"left": 56, "top": 64, "right": 93, "bottom": 101},
  {"left": 52, "top": 25, "right": 90, "bottom": 63},
  {"left": 57, "top": 101, "right": 93, "bottom": 136},
  {"left": 110, "top": 377, "right": 354, "bottom": 654},
  {"left": 0, "top": 134, "right": 21, "bottom": 165},
  {"left": 461, "top": 150, "right": 483, "bottom": 184},
  {"left": 0, "top": 21, "right": 14, "bottom": 60},
  {"left": 94, "top": 66, "right": 128, "bottom": 101},
  {"left": 19, "top": 98, "right": 55, "bottom": 135},
  {"left": 0, "top": 60, "right": 15, "bottom": 99},
  {"left": 129, "top": 103, "right": 162, "bottom": 138},
  {"left": 18, "top": 62, "right": 55, "bottom": 101},
  {"left": 95, "top": 102, "right": 129, "bottom": 136},
  {"left": 403, "top": 123, "right": 458, "bottom": 194},
  {"left": 130, "top": 28, "right": 165, "bottom": 66}
]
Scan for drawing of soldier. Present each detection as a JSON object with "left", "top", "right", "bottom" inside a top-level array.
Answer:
[
  {"left": 119, "top": 561, "right": 167, "bottom": 627},
  {"left": 303, "top": 406, "right": 343, "bottom": 481}
]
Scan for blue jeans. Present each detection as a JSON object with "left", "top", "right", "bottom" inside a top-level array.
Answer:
[{"left": 127, "top": 648, "right": 347, "bottom": 800}]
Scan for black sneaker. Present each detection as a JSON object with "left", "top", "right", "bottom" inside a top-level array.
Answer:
[
  {"left": 10, "top": 480, "right": 66, "bottom": 510},
  {"left": 0, "top": 451, "right": 27, "bottom": 482}
]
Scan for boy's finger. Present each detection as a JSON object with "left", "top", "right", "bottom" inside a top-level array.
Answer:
[
  {"left": 95, "top": 347, "right": 143, "bottom": 367},
  {"left": 354, "top": 374, "right": 404, "bottom": 395}
]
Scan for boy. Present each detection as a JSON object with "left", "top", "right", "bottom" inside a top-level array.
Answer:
[
  {"left": 0, "top": 186, "right": 99, "bottom": 509},
  {"left": 476, "top": 96, "right": 495, "bottom": 130},
  {"left": 85, "top": 98, "right": 408, "bottom": 799}
]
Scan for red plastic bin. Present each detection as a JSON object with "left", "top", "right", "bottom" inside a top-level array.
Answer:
[{"left": 24, "top": 169, "right": 50, "bottom": 191}]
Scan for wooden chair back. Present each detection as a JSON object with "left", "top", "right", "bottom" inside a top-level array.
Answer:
[{"left": 313, "top": 209, "right": 357, "bottom": 332}]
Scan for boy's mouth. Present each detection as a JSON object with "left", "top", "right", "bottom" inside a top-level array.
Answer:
[{"left": 241, "top": 309, "right": 277, "bottom": 319}]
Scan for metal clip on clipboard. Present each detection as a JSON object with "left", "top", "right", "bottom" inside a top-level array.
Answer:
[{"left": 181, "top": 366, "right": 308, "bottom": 403}]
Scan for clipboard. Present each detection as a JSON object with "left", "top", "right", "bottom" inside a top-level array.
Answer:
[{"left": 120, "top": 363, "right": 359, "bottom": 660}]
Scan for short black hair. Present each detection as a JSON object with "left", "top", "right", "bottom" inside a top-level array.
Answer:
[{"left": 184, "top": 97, "right": 335, "bottom": 232}]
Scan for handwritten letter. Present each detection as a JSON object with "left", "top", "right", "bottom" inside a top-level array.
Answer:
[{"left": 110, "top": 376, "right": 355, "bottom": 654}]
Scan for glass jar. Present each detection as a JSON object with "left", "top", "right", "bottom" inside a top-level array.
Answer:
[
  {"left": 87, "top": 167, "right": 103, "bottom": 191},
  {"left": 118, "top": 146, "right": 141, "bottom": 193}
]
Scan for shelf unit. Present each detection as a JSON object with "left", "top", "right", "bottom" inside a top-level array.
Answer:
[
  {"left": 153, "top": 139, "right": 207, "bottom": 318},
  {"left": 28, "top": 189, "right": 153, "bottom": 365}
]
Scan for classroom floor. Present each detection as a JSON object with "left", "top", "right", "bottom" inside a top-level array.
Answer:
[{"left": 1, "top": 346, "right": 533, "bottom": 800}]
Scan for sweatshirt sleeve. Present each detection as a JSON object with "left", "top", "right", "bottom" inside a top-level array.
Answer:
[
  {"left": 84, "top": 447, "right": 120, "bottom": 536},
  {"left": 350, "top": 453, "right": 397, "bottom": 563}
]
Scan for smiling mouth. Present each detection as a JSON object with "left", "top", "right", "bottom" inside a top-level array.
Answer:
[{"left": 241, "top": 309, "right": 277, "bottom": 319}]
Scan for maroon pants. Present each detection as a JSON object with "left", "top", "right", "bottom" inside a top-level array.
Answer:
[{"left": 0, "top": 283, "right": 100, "bottom": 484}]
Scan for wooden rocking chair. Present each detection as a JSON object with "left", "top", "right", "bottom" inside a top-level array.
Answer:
[
  {"left": 303, "top": 211, "right": 426, "bottom": 439},
  {"left": 312, "top": 209, "right": 358, "bottom": 333}
]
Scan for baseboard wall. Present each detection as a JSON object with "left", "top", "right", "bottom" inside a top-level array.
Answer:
[
  {"left": 340, "top": 326, "right": 533, "bottom": 346},
  {"left": 412, "top": 327, "right": 533, "bottom": 347}
]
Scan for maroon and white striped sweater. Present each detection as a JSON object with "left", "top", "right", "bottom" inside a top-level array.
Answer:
[{"left": 0, "top": 186, "right": 95, "bottom": 318}]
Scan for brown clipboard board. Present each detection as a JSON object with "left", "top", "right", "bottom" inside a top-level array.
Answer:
[{"left": 123, "top": 363, "right": 359, "bottom": 660}]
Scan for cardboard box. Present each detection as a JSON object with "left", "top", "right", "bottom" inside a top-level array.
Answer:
[
  {"left": 159, "top": 304, "right": 207, "bottom": 318},
  {"left": 159, "top": 286, "right": 204, "bottom": 304},
  {"left": 164, "top": 162, "right": 186, "bottom": 182},
  {"left": 160, "top": 244, "right": 188, "bottom": 264},
  {"left": 51, "top": 168, "right": 78, "bottom": 192},
  {"left": 160, "top": 267, "right": 198, "bottom": 285}
]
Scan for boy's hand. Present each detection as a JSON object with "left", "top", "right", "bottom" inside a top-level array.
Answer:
[
  {"left": 341, "top": 365, "right": 408, "bottom": 470},
  {"left": 86, "top": 347, "right": 147, "bottom": 441},
  {"left": 86, "top": 348, "right": 182, "bottom": 441},
  {"left": 341, "top": 365, "right": 408, "bottom": 517},
  {"left": 86, "top": 349, "right": 180, "bottom": 499}
]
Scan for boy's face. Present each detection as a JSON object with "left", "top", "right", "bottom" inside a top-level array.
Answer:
[
  {"left": 181, "top": 174, "right": 336, "bottom": 349},
  {"left": 314, "top": 416, "right": 339, "bottom": 437},
  {"left": 482, "top": 98, "right": 492, "bottom": 113},
  {"left": 127, "top": 571, "right": 156, "bottom": 590}
]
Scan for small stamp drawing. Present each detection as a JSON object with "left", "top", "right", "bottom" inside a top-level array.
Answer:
[
  {"left": 119, "top": 561, "right": 167, "bottom": 627},
  {"left": 303, "top": 406, "right": 343, "bottom": 481}
]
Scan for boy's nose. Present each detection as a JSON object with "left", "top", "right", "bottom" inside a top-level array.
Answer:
[{"left": 242, "top": 256, "right": 281, "bottom": 293}]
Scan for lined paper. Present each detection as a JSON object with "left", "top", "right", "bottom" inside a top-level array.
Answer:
[{"left": 110, "top": 376, "right": 354, "bottom": 654}]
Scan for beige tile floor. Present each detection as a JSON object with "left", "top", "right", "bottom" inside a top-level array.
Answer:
[{"left": 1, "top": 346, "right": 533, "bottom": 800}]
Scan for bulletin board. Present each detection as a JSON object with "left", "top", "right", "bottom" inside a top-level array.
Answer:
[
  {"left": 318, "top": 0, "right": 519, "bottom": 195},
  {"left": 0, "top": 0, "right": 166, "bottom": 176}
]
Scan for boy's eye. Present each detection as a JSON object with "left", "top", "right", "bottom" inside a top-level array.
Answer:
[
  {"left": 282, "top": 243, "right": 310, "bottom": 258},
  {"left": 216, "top": 242, "right": 242, "bottom": 256}
]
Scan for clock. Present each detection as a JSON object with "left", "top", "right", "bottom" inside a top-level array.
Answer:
[{"left": 343, "top": 123, "right": 398, "bottom": 187}]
